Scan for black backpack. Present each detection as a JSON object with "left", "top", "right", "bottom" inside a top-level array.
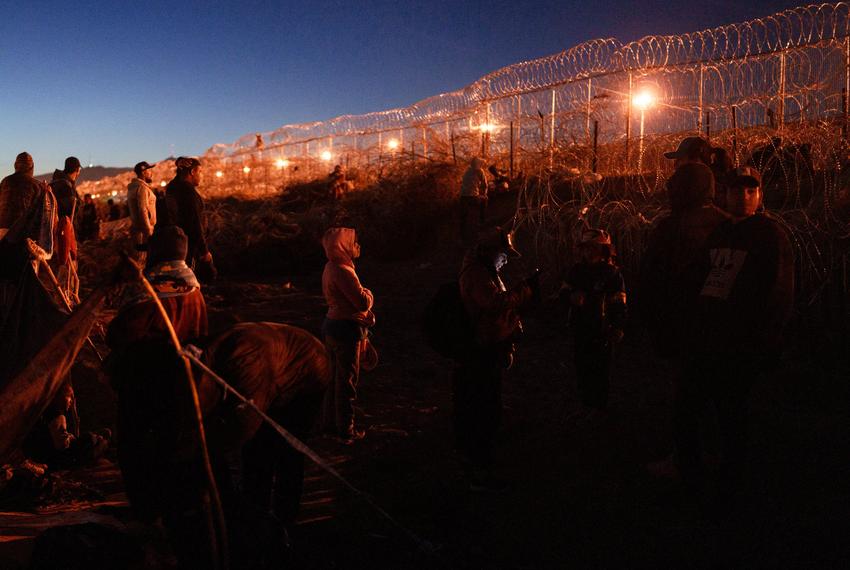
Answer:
[{"left": 422, "top": 281, "right": 475, "bottom": 360}]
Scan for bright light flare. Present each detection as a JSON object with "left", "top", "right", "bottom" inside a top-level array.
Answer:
[
  {"left": 275, "top": 158, "right": 289, "bottom": 169},
  {"left": 387, "top": 138, "right": 400, "bottom": 150},
  {"left": 160, "top": 181, "right": 167, "bottom": 187},
  {"left": 632, "top": 90, "right": 656, "bottom": 110},
  {"left": 215, "top": 170, "right": 224, "bottom": 178},
  {"left": 111, "top": 191, "right": 118, "bottom": 197},
  {"left": 478, "top": 123, "right": 498, "bottom": 133},
  {"left": 320, "top": 150, "right": 333, "bottom": 162},
  {"left": 242, "top": 166, "right": 251, "bottom": 174}
]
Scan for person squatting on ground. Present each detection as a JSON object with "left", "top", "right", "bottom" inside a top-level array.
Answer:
[
  {"left": 126, "top": 161, "right": 157, "bottom": 259},
  {"left": 459, "top": 157, "right": 488, "bottom": 242},
  {"left": 320, "top": 225, "right": 375, "bottom": 442},
  {"left": 164, "top": 156, "right": 215, "bottom": 281},
  {"left": 674, "top": 166, "right": 794, "bottom": 509},
  {"left": 562, "top": 229, "right": 626, "bottom": 415},
  {"left": 455, "top": 228, "right": 537, "bottom": 492},
  {"left": 49, "top": 156, "right": 82, "bottom": 300}
]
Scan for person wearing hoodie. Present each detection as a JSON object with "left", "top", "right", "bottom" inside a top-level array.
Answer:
[
  {"left": 455, "top": 227, "right": 536, "bottom": 492},
  {"left": 0, "top": 152, "right": 51, "bottom": 242},
  {"left": 459, "top": 157, "right": 488, "bottom": 241},
  {"left": 49, "top": 156, "right": 82, "bottom": 300},
  {"left": 127, "top": 161, "right": 157, "bottom": 257},
  {"left": 320, "top": 225, "right": 375, "bottom": 442}
]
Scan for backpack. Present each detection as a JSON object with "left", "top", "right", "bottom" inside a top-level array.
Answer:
[{"left": 422, "top": 281, "right": 475, "bottom": 360}]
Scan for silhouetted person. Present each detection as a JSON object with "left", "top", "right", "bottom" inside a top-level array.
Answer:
[
  {"left": 675, "top": 167, "right": 794, "bottom": 510},
  {"left": 127, "top": 161, "right": 157, "bottom": 256},
  {"left": 459, "top": 157, "right": 488, "bottom": 242},
  {"left": 562, "top": 229, "right": 626, "bottom": 416},
  {"left": 0, "top": 152, "right": 49, "bottom": 242},
  {"left": 78, "top": 194, "right": 100, "bottom": 241},
  {"left": 164, "top": 157, "right": 213, "bottom": 275},
  {"left": 455, "top": 228, "right": 536, "bottom": 492}
]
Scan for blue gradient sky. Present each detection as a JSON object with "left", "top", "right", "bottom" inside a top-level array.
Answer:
[{"left": 0, "top": 0, "right": 803, "bottom": 175}]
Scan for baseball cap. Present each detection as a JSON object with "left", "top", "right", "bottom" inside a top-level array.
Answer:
[
  {"left": 64, "top": 156, "right": 82, "bottom": 171},
  {"left": 663, "top": 137, "right": 712, "bottom": 160},
  {"left": 134, "top": 161, "right": 155, "bottom": 176},
  {"left": 728, "top": 166, "right": 761, "bottom": 188}
]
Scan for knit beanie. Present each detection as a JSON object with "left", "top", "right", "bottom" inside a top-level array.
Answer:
[{"left": 14, "top": 152, "right": 34, "bottom": 173}]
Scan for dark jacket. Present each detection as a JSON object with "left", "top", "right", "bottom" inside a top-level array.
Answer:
[
  {"left": 641, "top": 168, "right": 730, "bottom": 357},
  {"left": 691, "top": 214, "right": 794, "bottom": 359},
  {"left": 164, "top": 177, "right": 208, "bottom": 262},
  {"left": 567, "top": 261, "right": 627, "bottom": 336},
  {"left": 459, "top": 249, "right": 532, "bottom": 347},
  {"left": 0, "top": 172, "right": 46, "bottom": 230},
  {"left": 49, "top": 170, "right": 79, "bottom": 219}
]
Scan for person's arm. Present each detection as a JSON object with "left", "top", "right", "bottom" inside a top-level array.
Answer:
[
  {"left": 188, "top": 191, "right": 209, "bottom": 259},
  {"left": 137, "top": 188, "right": 153, "bottom": 236},
  {"left": 337, "top": 266, "right": 374, "bottom": 312}
]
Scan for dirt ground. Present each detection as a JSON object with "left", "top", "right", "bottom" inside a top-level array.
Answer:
[{"left": 2, "top": 220, "right": 850, "bottom": 569}]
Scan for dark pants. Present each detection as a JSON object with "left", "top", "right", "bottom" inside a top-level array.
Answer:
[
  {"left": 574, "top": 333, "right": 612, "bottom": 410},
  {"left": 459, "top": 196, "right": 487, "bottom": 242},
  {"left": 241, "top": 388, "right": 324, "bottom": 527},
  {"left": 321, "top": 320, "right": 364, "bottom": 436},
  {"left": 452, "top": 349, "right": 504, "bottom": 470},
  {"left": 673, "top": 354, "right": 759, "bottom": 496}
]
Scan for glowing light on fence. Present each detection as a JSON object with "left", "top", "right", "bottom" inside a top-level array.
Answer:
[
  {"left": 111, "top": 191, "right": 118, "bottom": 197},
  {"left": 632, "top": 90, "right": 656, "bottom": 110},
  {"left": 320, "top": 150, "right": 333, "bottom": 161},
  {"left": 242, "top": 166, "right": 251, "bottom": 174},
  {"left": 160, "top": 181, "right": 167, "bottom": 187},
  {"left": 275, "top": 158, "right": 289, "bottom": 169},
  {"left": 387, "top": 138, "right": 400, "bottom": 150},
  {"left": 215, "top": 170, "right": 224, "bottom": 178},
  {"left": 478, "top": 123, "right": 498, "bottom": 133}
]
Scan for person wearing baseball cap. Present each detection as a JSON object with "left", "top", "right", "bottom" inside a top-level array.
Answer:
[
  {"left": 127, "top": 161, "right": 158, "bottom": 257},
  {"left": 674, "top": 162, "right": 794, "bottom": 509},
  {"left": 663, "top": 136, "right": 713, "bottom": 168},
  {"left": 49, "top": 157, "right": 84, "bottom": 298}
]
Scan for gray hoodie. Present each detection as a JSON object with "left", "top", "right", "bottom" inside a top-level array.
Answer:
[{"left": 127, "top": 177, "right": 157, "bottom": 237}]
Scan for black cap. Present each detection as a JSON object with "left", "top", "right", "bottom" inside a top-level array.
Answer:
[
  {"left": 64, "top": 156, "right": 82, "bottom": 172},
  {"left": 663, "top": 137, "right": 712, "bottom": 161},
  {"left": 134, "top": 161, "right": 154, "bottom": 176}
]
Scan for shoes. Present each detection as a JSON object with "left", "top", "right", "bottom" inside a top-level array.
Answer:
[{"left": 469, "top": 476, "right": 512, "bottom": 494}]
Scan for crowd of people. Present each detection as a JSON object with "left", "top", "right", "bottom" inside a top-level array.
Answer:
[{"left": 0, "top": 134, "right": 795, "bottom": 565}]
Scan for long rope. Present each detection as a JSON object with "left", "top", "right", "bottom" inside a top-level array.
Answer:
[{"left": 181, "top": 347, "right": 445, "bottom": 562}]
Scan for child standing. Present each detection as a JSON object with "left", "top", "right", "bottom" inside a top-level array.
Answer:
[{"left": 564, "top": 229, "right": 627, "bottom": 414}]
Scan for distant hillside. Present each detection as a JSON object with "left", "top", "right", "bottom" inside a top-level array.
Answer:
[{"left": 35, "top": 166, "right": 132, "bottom": 184}]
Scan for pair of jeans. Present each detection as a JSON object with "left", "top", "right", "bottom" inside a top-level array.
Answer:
[{"left": 321, "top": 319, "right": 366, "bottom": 436}]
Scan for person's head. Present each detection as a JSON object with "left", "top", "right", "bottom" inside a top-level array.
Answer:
[
  {"left": 725, "top": 167, "right": 762, "bottom": 220},
  {"left": 476, "top": 226, "right": 520, "bottom": 269},
  {"left": 175, "top": 156, "right": 202, "bottom": 185},
  {"left": 147, "top": 225, "right": 189, "bottom": 267},
  {"left": 134, "top": 161, "right": 154, "bottom": 183},
  {"left": 664, "top": 137, "right": 713, "bottom": 169},
  {"left": 64, "top": 156, "right": 82, "bottom": 181},
  {"left": 14, "top": 152, "right": 34, "bottom": 175},
  {"left": 84, "top": 193, "right": 93, "bottom": 203},
  {"left": 577, "top": 228, "right": 613, "bottom": 264},
  {"left": 470, "top": 157, "right": 484, "bottom": 170},
  {"left": 107, "top": 198, "right": 114, "bottom": 206},
  {"left": 321, "top": 225, "right": 360, "bottom": 262},
  {"left": 666, "top": 162, "right": 715, "bottom": 212}
]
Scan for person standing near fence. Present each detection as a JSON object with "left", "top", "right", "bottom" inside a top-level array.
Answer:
[
  {"left": 127, "top": 161, "right": 157, "bottom": 259},
  {"left": 164, "top": 156, "right": 215, "bottom": 281},
  {"left": 49, "top": 156, "right": 82, "bottom": 300},
  {"left": 459, "top": 157, "right": 488, "bottom": 242},
  {"left": 319, "top": 225, "right": 375, "bottom": 443},
  {"left": 675, "top": 166, "right": 794, "bottom": 513}
]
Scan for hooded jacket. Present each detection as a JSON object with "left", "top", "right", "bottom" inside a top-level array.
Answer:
[
  {"left": 459, "top": 247, "right": 532, "bottom": 347},
  {"left": 0, "top": 172, "right": 46, "bottom": 233},
  {"left": 127, "top": 177, "right": 157, "bottom": 237},
  {"left": 49, "top": 170, "right": 79, "bottom": 219},
  {"left": 321, "top": 227, "right": 375, "bottom": 326},
  {"left": 461, "top": 158, "right": 488, "bottom": 198}
]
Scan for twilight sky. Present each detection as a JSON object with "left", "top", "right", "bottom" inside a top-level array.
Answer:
[{"left": 0, "top": 0, "right": 804, "bottom": 175}]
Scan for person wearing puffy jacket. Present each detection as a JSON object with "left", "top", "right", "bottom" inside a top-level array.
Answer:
[{"left": 320, "top": 225, "right": 375, "bottom": 442}]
